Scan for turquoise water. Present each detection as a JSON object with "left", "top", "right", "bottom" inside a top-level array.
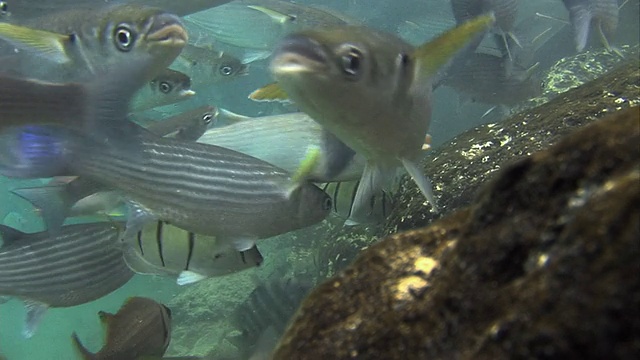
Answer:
[{"left": 0, "top": 0, "right": 638, "bottom": 359}]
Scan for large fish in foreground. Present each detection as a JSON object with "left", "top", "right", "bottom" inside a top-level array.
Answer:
[
  {"left": 562, "top": 0, "right": 620, "bottom": 53},
  {"left": 260, "top": 16, "right": 496, "bottom": 220},
  {"left": 0, "top": 4, "right": 188, "bottom": 81},
  {"left": 0, "top": 222, "right": 133, "bottom": 338},
  {"left": 72, "top": 296, "right": 172, "bottom": 360}
]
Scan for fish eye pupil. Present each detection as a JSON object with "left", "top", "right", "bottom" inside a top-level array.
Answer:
[
  {"left": 219, "top": 65, "right": 233, "bottom": 76},
  {"left": 159, "top": 81, "right": 172, "bottom": 93},
  {"left": 341, "top": 48, "right": 362, "bottom": 77},
  {"left": 203, "top": 114, "right": 213, "bottom": 124},
  {"left": 114, "top": 25, "right": 135, "bottom": 52}
]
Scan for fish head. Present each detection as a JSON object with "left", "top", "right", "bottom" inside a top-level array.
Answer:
[
  {"left": 288, "top": 182, "right": 333, "bottom": 228},
  {"left": 148, "top": 68, "right": 194, "bottom": 101},
  {"left": 271, "top": 26, "right": 428, "bottom": 159},
  {"left": 213, "top": 52, "right": 249, "bottom": 81},
  {"left": 96, "top": 5, "right": 188, "bottom": 77}
]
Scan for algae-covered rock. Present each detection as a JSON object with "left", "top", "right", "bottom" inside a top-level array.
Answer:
[
  {"left": 273, "top": 106, "right": 640, "bottom": 359},
  {"left": 385, "top": 58, "right": 640, "bottom": 235}
]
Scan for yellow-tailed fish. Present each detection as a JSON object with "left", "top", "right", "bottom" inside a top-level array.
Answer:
[
  {"left": 0, "top": 4, "right": 187, "bottom": 81},
  {"left": 72, "top": 297, "right": 172, "bottom": 360},
  {"left": 131, "top": 68, "right": 195, "bottom": 112},
  {"left": 185, "top": 0, "right": 354, "bottom": 52},
  {"left": 123, "top": 221, "right": 264, "bottom": 285},
  {"left": 266, "top": 15, "right": 496, "bottom": 219}
]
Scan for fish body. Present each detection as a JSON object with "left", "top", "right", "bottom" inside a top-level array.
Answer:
[
  {"left": 440, "top": 52, "right": 542, "bottom": 106},
  {"left": 185, "top": 0, "right": 352, "bottom": 51},
  {"left": 132, "top": 68, "right": 195, "bottom": 112},
  {"left": 123, "top": 221, "right": 264, "bottom": 285},
  {"left": 198, "top": 110, "right": 365, "bottom": 182},
  {"left": 269, "top": 17, "right": 495, "bottom": 219},
  {"left": 562, "top": 0, "right": 619, "bottom": 52},
  {"left": 0, "top": 222, "right": 133, "bottom": 337},
  {"left": 72, "top": 296, "right": 172, "bottom": 360},
  {"left": 174, "top": 44, "right": 248, "bottom": 88},
  {"left": 0, "top": 4, "right": 187, "bottom": 81}
]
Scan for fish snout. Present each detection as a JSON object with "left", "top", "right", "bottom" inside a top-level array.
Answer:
[
  {"left": 146, "top": 13, "right": 188, "bottom": 47},
  {"left": 271, "top": 34, "right": 328, "bottom": 74}
]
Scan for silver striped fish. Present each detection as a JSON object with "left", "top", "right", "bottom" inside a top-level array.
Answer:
[
  {"left": 0, "top": 222, "right": 133, "bottom": 338},
  {"left": 123, "top": 221, "right": 264, "bottom": 285}
]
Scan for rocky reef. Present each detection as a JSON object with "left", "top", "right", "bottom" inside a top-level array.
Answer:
[{"left": 273, "top": 92, "right": 640, "bottom": 357}]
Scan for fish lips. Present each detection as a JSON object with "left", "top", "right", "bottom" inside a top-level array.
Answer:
[
  {"left": 271, "top": 34, "right": 329, "bottom": 76},
  {"left": 146, "top": 13, "right": 188, "bottom": 48}
]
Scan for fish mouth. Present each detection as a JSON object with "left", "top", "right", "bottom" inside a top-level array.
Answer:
[
  {"left": 146, "top": 14, "right": 188, "bottom": 47},
  {"left": 179, "top": 89, "right": 196, "bottom": 97},
  {"left": 271, "top": 34, "right": 329, "bottom": 75}
]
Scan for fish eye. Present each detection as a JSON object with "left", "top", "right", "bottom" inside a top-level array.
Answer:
[
  {"left": 339, "top": 47, "right": 363, "bottom": 78},
  {"left": 202, "top": 113, "right": 213, "bottom": 124},
  {"left": 114, "top": 24, "right": 135, "bottom": 52},
  {"left": 219, "top": 64, "right": 233, "bottom": 76},
  {"left": 159, "top": 81, "right": 172, "bottom": 94},
  {"left": 322, "top": 197, "right": 332, "bottom": 211}
]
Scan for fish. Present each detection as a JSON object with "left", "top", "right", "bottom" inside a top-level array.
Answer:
[
  {"left": 264, "top": 15, "right": 496, "bottom": 220},
  {"left": 320, "top": 180, "right": 396, "bottom": 226},
  {"left": 184, "top": 0, "right": 353, "bottom": 52},
  {"left": 131, "top": 69, "right": 196, "bottom": 112},
  {"left": 0, "top": 4, "right": 187, "bottom": 82},
  {"left": 562, "top": 0, "right": 620, "bottom": 53},
  {"left": 450, "top": 0, "right": 520, "bottom": 60},
  {"left": 122, "top": 220, "right": 264, "bottom": 285},
  {"left": 173, "top": 44, "right": 249, "bottom": 89},
  {"left": 438, "top": 52, "right": 543, "bottom": 106},
  {"left": 0, "top": 222, "right": 133, "bottom": 338},
  {"left": 226, "top": 274, "right": 314, "bottom": 359},
  {"left": 143, "top": 105, "right": 218, "bottom": 141},
  {"left": 0, "top": 124, "right": 333, "bottom": 252},
  {"left": 198, "top": 109, "right": 365, "bottom": 182},
  {"left": 72, "top": 296, "right": 172, "bottom": 360},
  {"left": 0, "top": 0, "right": 234, "bottom": 20}
]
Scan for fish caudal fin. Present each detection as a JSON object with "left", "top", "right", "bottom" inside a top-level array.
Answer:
[
  {"left": 11, "top": 184, "right": 73, "bottom": 235},
  {"left": 71, "top": 332, "right": 97, "bottom": 360},
  {"left": 401, "top": 159, "right": 439, "bottom": 213}
]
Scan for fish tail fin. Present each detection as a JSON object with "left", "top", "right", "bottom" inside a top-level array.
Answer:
[
  {"left": 71, "top": 332, "right": 97, "bottom": 360},
  {"left": 11, "top": 184, "right": 73, "bottom": 235},
  {"left": 401, "top": 159, "right": 439, "bottom": 213}
]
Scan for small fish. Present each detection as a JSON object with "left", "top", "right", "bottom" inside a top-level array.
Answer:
[
  {"left": 0, "top": 222, "right": 133, "bottom": 338},
  {"left": 562, "top": 0, "right": 620, "bottom": 54},
  {"left": 132, "top": 69, "right": 196, "bottom": 112},
  {"left": 265, "top": 15, "right": 495, "bottom": 220},
  {"left": 198, "top": 109, "right": 365, "bottom": 182},
  {"left": 321, "top": 180, "right": 396, "bottom": 226},
  {"left": 72, "top": 296, "right": 172, "bottom": 360},
  {"left": 184, "top": 0, "right": 353, "bottom": 51},
  {"left": 123, "top": 221, "right": 264, "bottom": 285},
  {"left": 0, "top": 124, "right": 332, "bottom": 252},
  {"left": 144, "top": 105, "right": 218, "bottom": 141},
  {"left": 438, "top": 52, "right": 543, "bottom": 106},
  {"left": 174, "top": 44, "right": 249, "bottom": 88},
  {"left": 0, "top": 4, "right": 187, "bottom": 81}
]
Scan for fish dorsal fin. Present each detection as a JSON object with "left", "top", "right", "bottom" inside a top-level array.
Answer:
[
  {"left": 246, "top": 5, "right": 295, "bottom": 24},
  {"left": 98, "top": 310, "right": 115, "bottom": 326},
  {"left": 0, "top": 23, "right": 72, "bottom": 64},
  {"left": 0, "top": 224, "right": 24, "bottom": 246},
  {"left": 248, "top": 82, "right": 289, "bottom": 102},
  {"left": 215, "top": 108, "right": 252, "bottom": 123},
  {"left": 413, "top": 14, "right": 495, "bottom": 80}
]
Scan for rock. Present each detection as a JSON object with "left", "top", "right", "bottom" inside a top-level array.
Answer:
[
  {"left": 384, "top": 58, "right": 640, "bottom": 235},
  {"left": 273, "top": 106, "right": 640, "bottom": 359}
]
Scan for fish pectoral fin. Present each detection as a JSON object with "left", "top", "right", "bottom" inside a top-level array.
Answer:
[
  {"left": 122, "top": 202, "right": 157, "bottom": 242},
  {"left": 232, "top": 238, "right": 256, "bottom": 252},
  {"left": 177, "top": 271, "right": 208, "bottom": 285},
  {"left": 0, "top": 224, "right": 25, "bottom": 245},
  {"left": 401, "top": 159, "right": 439, "bottom": 213},
  {"left": 0, "top": 23, "right": 72, "bottom": 64},
  {"left": 413, "top": 14, "right": 495, "bottom": 79},
  {"left": 248, "top": 82, "right": 290, "bottom": 103},
  {"left": 568, "top": 6, "right": 593, "bottom": 52},
  {"left": 215, "top": 108, "right": 252, "bottom": 123},
  {"left": 11, "top": 184, "right": 72, "bottom": 235},
  {"left": 23, "top": 300, "right": 49, "bottom": 339},
  {"left": 246, "top": 5, "right": 296, "bottom": 24}
]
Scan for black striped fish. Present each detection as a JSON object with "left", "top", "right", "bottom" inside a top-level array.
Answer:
[
  {"left": 0, "top": 222, "right": 133, "bottom": 338},
  {"left": 123, "top": 221, "right": 264, "bottom": 285},
  {"left": 321, "top": 181, "right": 395, "bottom": 226}
]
